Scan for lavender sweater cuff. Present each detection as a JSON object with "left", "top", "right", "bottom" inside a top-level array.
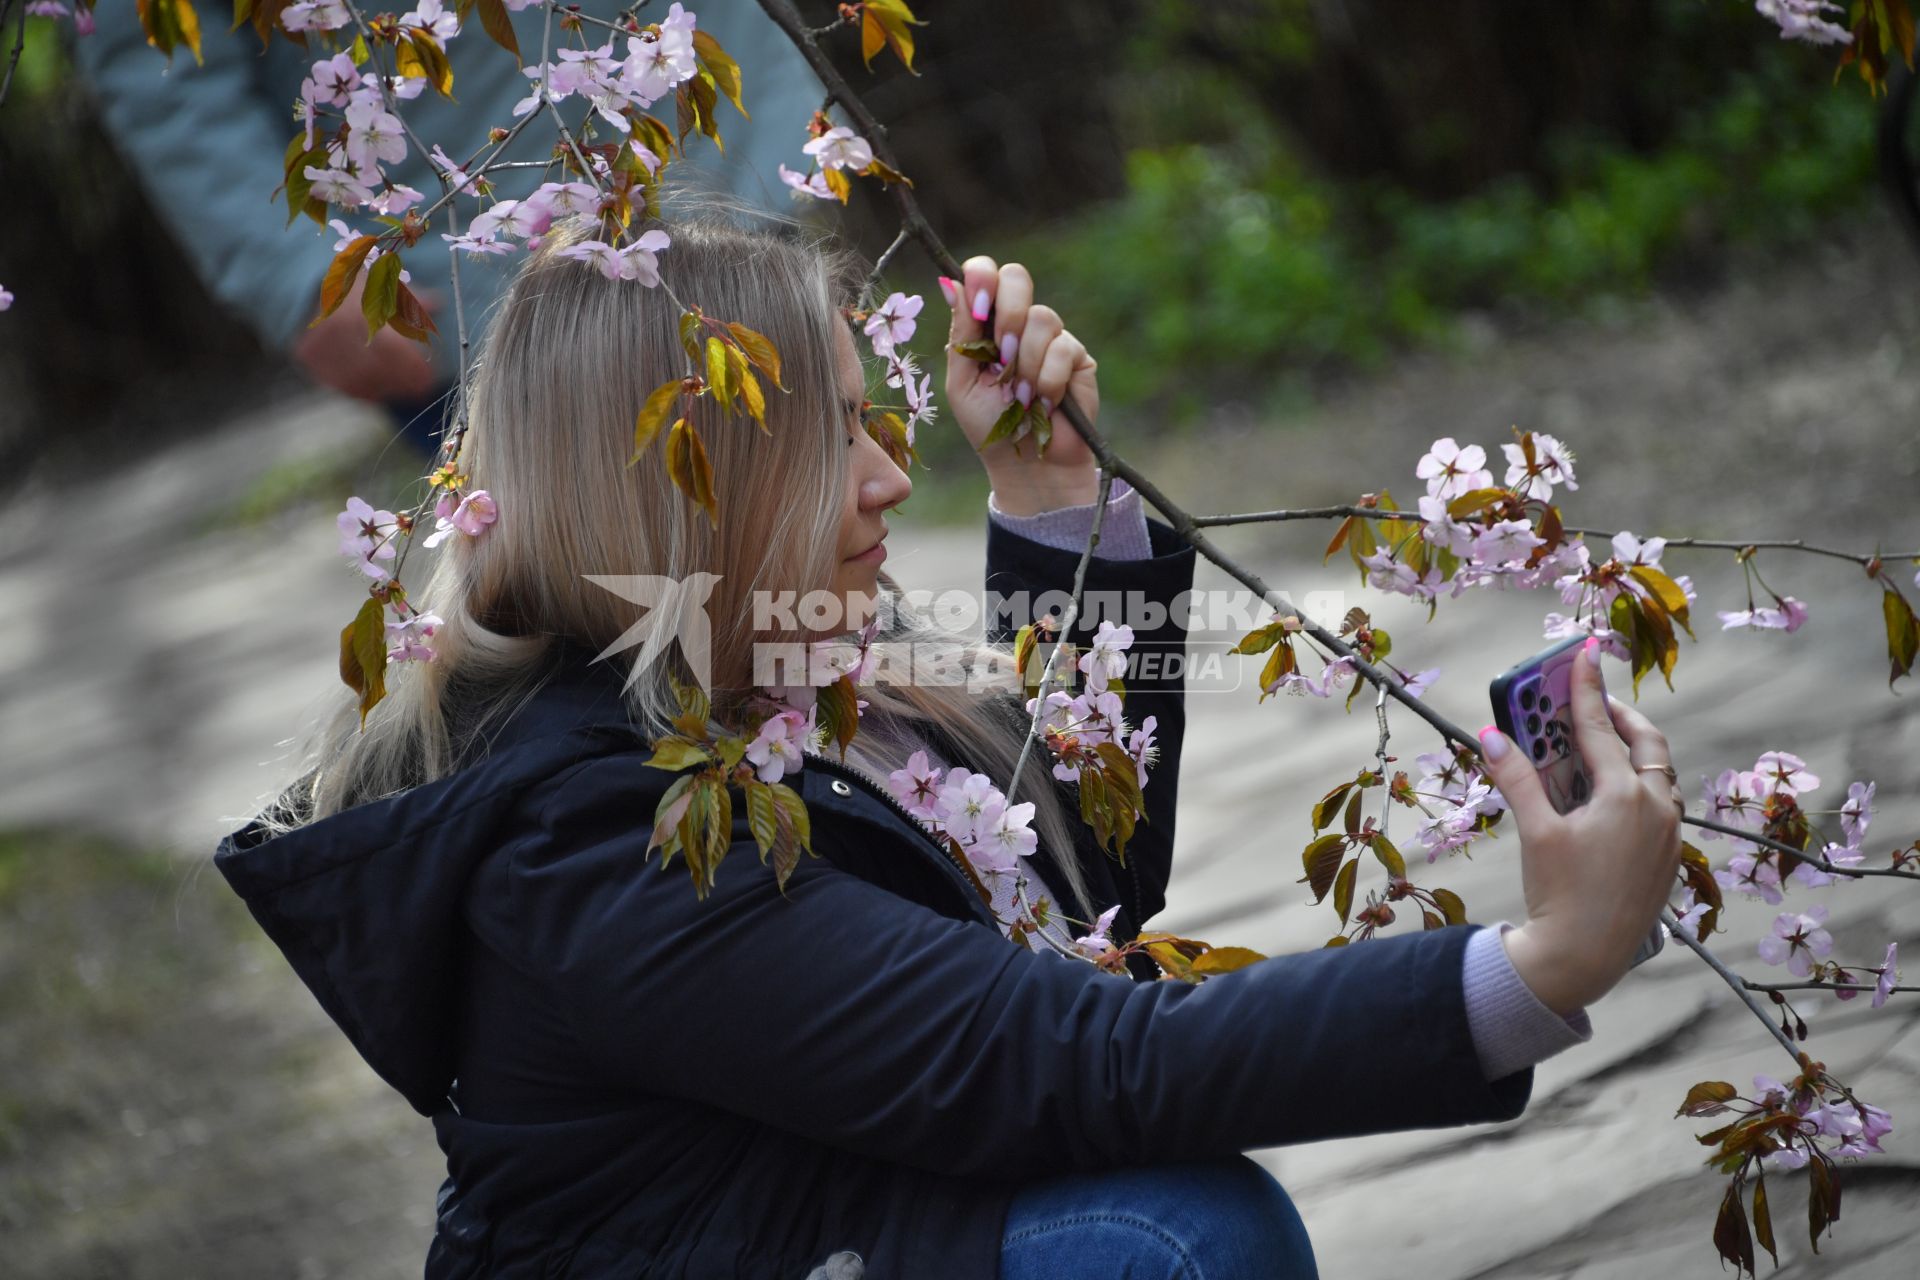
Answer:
[
  {"left": 985, "top": 477, "right": 1154, "bottom": 560},
  {"left": 1463, "top": 921, "right": 1594, "bottom": 1081}
]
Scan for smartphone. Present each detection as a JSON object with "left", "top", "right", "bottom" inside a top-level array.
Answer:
[{"left": 1490, "top": 635, "right": 1667, "bottom": 968}]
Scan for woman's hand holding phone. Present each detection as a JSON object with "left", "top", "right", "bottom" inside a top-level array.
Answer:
[{"left": 1477, "top": 638, "right": 1685, "bottom": 1018}]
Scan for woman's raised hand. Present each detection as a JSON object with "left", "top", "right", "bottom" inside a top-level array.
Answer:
[
  {"left": 942, "top": 256, "right": 1101, "bottom": 516},
  {"left": 1476, "top": 638, "right": 1686, "bottom": 1017}
]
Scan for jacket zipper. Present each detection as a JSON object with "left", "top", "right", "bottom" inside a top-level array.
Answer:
[{"left": 802, "top": 751, "right": 1002, "bottom": 930}]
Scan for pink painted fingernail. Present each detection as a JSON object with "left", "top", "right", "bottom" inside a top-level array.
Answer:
[
  {"left": 1584, "top": 636, "right": 1600, "bottom": 665},
  {"left": 971, "top": 289, "right": 990, "bottom": 323},
  {"left": 937, "top": 276, "right": 958, "bottom": 306},
  {"left": 1477, "top": 725, "right": 1510, "bottom": 760},
  {"left": 1014, "top": 378, "right": 1033, "bottom": 407},
  {"left": 999, "top": 332, "right": 1018, "bottom": 365}
]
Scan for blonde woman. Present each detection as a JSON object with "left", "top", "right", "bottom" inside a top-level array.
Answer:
[{"left": 216, "top": 206, "right": 1684, "bottom": 1278}]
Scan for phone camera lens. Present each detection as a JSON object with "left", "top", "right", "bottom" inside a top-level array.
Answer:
[
  {"left": 1519, "top": 687, "right": 1536, "bottom": 710},
  {"left": 1530, "top": 738, "right": 1548, "bottom": 761},
  {"left": 1538, "top": 695, "right": 1553, "bottom": 714},
  {"left": 1525, "top": 712, "right": 1541, "bottom": 735}
]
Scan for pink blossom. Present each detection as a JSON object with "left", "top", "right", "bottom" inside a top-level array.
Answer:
[
  {"left": 1673, "top": 887, "right": 1710, "bottom": 942},
  {"left": 1072, "top": 904, "right": 1122, "bottom": 959},
  {"left": 385, "top": 610, "right": 443, "bottom": 663},
  {"left": 1474, "top": 519, "right": 1545, "bottom": 566},
  {"left": 422, "top": 490, "right": 498, "bottom": 548},
  {"left": 744, "top": 710, "right": 809, "bottom": 784},
  {"left": 1416, "top": 494, "right": 1477, "bottom": 554},
  {"left": 1415, "top": 437, "right": 1493, "bottom": 500},
  {"left": 337, "top": 497, "right": 400, "bottom": 580},
  {"left": 282, "top": 0, "right": 351, "bottom": 32},
  {"left": 934, "top": 769, "right": 999, "bottom": 846},
  {"left": 470, "top": 197, "right": 553, "bottom": 242},
  {"left": 779, "top": 164, "right": 834, "bottom": 201},
  {"left": 1757, "top": 903, "right": 1833, "bottom": 978},
  {"left": 1754, "top": 751, "right": 1819, "bottom": 797},
  {"left": 1501, "top": 432, "right": 1577, "bottom": 500},
  {"left": 398, "top": 0, "right": 460, "bottom": 40},
  {"left": 1125, "top": 714, "right": 1159, "bottom": 788},
  {"left": 1077, "top": 619, "right": 1133, "bottom": 692},
  {"left": 306, "top": 164, "right": 375, "bottom": 208},
  {"left": 0, "top": 284, "right": 14, "bottom": 311},
  {"left": 863, "top": 292, "right": 923, "bottom": 357},
  {"left": 1755, "top": 0, "right": 1852, "bottom": 46},
  {"left": 802, "top": 126, "right": 874, "bottom": 172},
  {"left": 972, "top": 797, "right": 1039, "bottom": 872},
  {"left": 1609, "top": 531, "right": 1666, "bottom": 568},
  {"left": 533, "top": 181, "right": 600, "bottom": 218},
  {"left": 443, "top": 233, "right": 516, "bottom": 257},
  {"left": 1714, "top": 852, "right": 1784, "bottom": 905},
  {"left": 344, "top": 99, "right": 407, "bottom": 171},
  {"left": 886, "top": 749, "right": 943, "bottom": 820},
  {"left": 1400, "top": 668, "right": 1441, "bottom": 698},
  {"left": 1841, "top": 780, "right": 1874, "bottom": 848},
  {"left": 1875, "top": 942, "right": 1900, "bottom": 1009}
]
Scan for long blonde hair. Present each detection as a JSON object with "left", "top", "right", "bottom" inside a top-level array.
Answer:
[{"left": 253, "top": 197, "right": 1091, "bottom": 910}]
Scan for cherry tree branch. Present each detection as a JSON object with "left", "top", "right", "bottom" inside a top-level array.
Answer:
[
  {"left": 0, "top": 0, "right": 26, "bottom": 109},
  {"left": 1189, "top": 502, "right": 1920, "bottom": 566}
]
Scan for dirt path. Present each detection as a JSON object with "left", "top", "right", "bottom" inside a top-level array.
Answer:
[{"left": 1, "top": 218, "right": 1916, "bottom": 1277}]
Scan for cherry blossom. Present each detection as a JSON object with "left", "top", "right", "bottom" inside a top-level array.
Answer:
[
  {"left": 863, "top": 292, "right": 923, "bottom": 357},
  {"left": 1415, "top": 437, "right": 1493, "bottom": 500},
  {"left": 1077, "top": 619, "right": 1133, "bottom": 692},
  {"left": 1674, "top": 886, "right": 1711, "bottom": 942},
  {"left": 1757, "top": 903, "right": 1833, "bottom": 977},
  {"left": 1840, "top": 780, "right": 1874, "bottom": 848},
  {"left": 0, "top": 284, "right": 12, "bottom": 311},
  {"left": 344, "top": 99, "right": 408, "bottom": 171},
  {"left": 386, "top": 610, "right": 444, "bottom": 663},
  {"left": 1501, "top": 432, "right": 1577, "bottom": 500},
  {"left": 398, "top": 0, "right": 460, "bottom": 41},
  {"left": 1072, "top": 904, "right": 1121, "bottom": 959},
  {"left": 470, "top": 196, "right": 554, "bottom": 242},
  {"left": 1755, "top": 0, "right": 1852, "bottom": 45},
  {"left": 306, "top": 163, "right": 375, "bottom": 208},
  {"left": 1125, "top": 714, "right": 1159, "bottom": 788},
  {"left": 337, "top": 497, "right": 400, "bottom": 580},
  {"left": 779, "top": 164, "right": 834, "bottom": 201},
  {"left": 624, "top": 4, "right": 700, "bottom": 103},
  {"left": 886, "top": 749, "right": 943, "bottom": 820},
  {"left": 1870, "top": 941, "right": 1900, "bottom": 1008},
  {"left": 1717, "top": 597, "right": 1809, "bottom": 632},
  {"left": 934, "top": 768, "right": 999, "bottom": 846},
  {"left": 1754, "top": 750, "right": 1819, "bottom": 797},
  {"left": 1416, "top": 494, "right": 1477, "bottom": 554},
  {"left": 282, "top": 0, "right": 351, "bottom": 33},
  {"left": 803, "top": 125, "right": 874, "bottom": 172},
  {"left": 1714, "top": 851, "right": 1784, "bottom": 904},
  {"left": 1474, "top": 519, "right": 1545, "bottom": 566},
  {"left": 745, "top": 709, "right": 814, "bottom": 784},
  {"left": 421, "top": 489, "right": 498, "bottom": 548},
  {"left": 971, "top": 796, "right": 1039, "bottom": 872}
]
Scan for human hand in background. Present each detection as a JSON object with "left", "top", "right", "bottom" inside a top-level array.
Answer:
[
  {"left": 1479, "top": 638, "right": 1685, "bottom": 1017},
  {"left": 289, "top": 272, "right": 442, "bottom": 404}
]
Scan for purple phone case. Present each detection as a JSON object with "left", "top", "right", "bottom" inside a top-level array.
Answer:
[{"left": 1490, "top": 636, "right": 1667, "bottom": 968}]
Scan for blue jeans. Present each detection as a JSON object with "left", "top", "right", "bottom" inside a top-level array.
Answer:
[{"left": 999, "top": 1156, "right": 1318, "bottom": 1279}]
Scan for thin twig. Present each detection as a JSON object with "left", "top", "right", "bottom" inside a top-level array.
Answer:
[
  {"left": 1006, "top": 467, "right": 1113, "bottom": 811},
  {"left": 1661, "top": 907, "right": 1807, "bottom": 1061},
  {"left": 1188, "top": 502, "right": 1919, "bottom": 567},
  {"left": 0, "top": 0, "right": 26, "bottom": 109}
]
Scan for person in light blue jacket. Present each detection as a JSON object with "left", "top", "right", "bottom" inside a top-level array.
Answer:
[{"left": 71, "top": 1, "right": 825, "bottom": 455}]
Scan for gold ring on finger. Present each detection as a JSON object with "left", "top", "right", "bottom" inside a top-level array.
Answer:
[{"left": 1637, "top": 763, "right": 1678, "bottom": 784}]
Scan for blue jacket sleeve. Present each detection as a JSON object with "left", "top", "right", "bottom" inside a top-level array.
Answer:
[
  {"left": 69, "top": 20, "right": 336, "bottom": 350},
  {"left": 489, "top": 754, "right": 1534, "bottom": 1182}
]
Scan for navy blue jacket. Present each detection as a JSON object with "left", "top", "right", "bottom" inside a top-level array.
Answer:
[{"left": 213, "top": 514, "right": 1535, "bottom": 1277}]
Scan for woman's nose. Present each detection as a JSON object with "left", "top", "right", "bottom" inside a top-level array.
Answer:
[{"left": 861, "top": 454, "right": 913, "bottom": 513}]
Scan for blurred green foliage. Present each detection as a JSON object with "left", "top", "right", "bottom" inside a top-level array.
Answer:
[{"left": 1009, "top": 46, "right": 1878, "bottom": 415}]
